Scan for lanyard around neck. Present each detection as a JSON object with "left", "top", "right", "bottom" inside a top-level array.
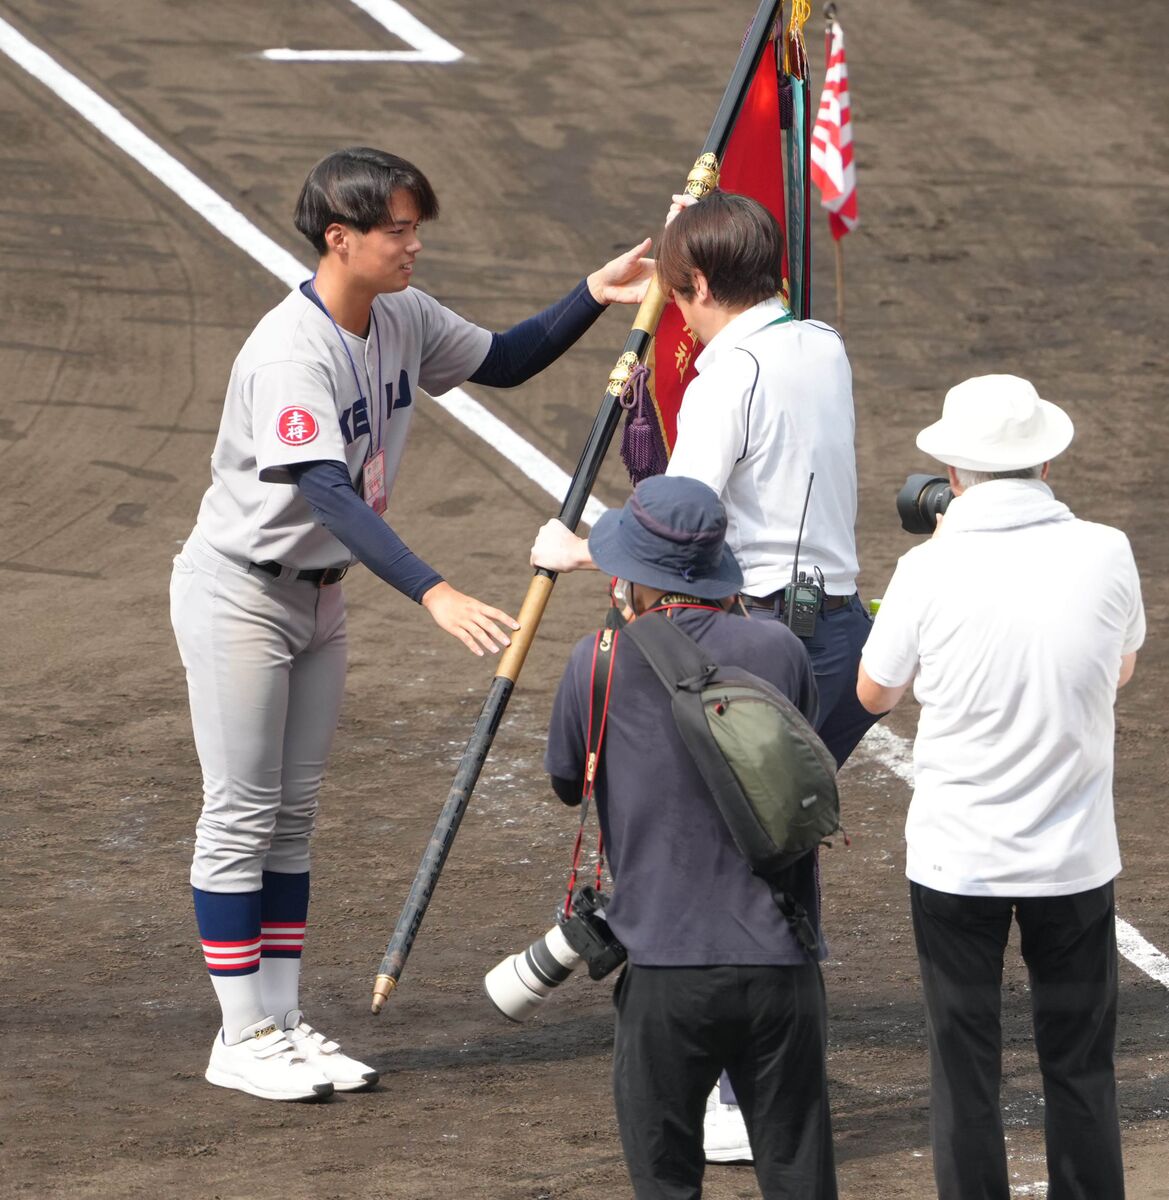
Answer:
[
  {"left": 309, "top": 279, "right": 384, "bottom": 452},
  {"left": 643, "top": 601, "right": 724, "bottom": 617}
]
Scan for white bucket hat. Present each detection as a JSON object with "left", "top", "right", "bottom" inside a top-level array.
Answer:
[{"left": 915, "top": 374, "right": 1074, "bottom": 471}]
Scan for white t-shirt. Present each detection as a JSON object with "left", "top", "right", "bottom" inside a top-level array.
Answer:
[
  {"left": 194, "top": 284, "right": 491, "bottom": 568},
  {"left": 862, "top": 479, "right": 1146, "bottom": 897},
  {"left": 666, "top": 298, "right": 859, "bottom": 596}
]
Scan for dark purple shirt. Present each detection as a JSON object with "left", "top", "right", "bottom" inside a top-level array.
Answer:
[{"left": 545, "top": 606, "right": 822, "bottom": 967}]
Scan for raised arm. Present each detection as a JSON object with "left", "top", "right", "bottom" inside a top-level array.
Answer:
[{"left": 469, "top": 240, "right": 654, "bottom": 389}]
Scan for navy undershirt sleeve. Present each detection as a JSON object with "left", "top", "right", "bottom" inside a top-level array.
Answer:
[
  {"left": 290, "top": 459, "right": 443, "bottom": 603},
  {"left": 468, "top": 278, "right": 605, "bottom": 387},
  {"left": 549, "top": 774, "right": 583, "bottom": 808}
]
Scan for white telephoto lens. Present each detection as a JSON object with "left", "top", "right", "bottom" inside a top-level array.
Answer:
[{"left": 483, "top": 924, "right": 582, "bottom": 1022}]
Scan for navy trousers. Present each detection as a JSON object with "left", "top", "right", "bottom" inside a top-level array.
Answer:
[
  {"left": 743, "top": 593, "right": 879, "bottom": 768},
  {"left": 716, "top": 594, "right": 878, "bottom": 1119},
  {"left": 910, "top": 881, "right": 1124, "bottom": 1200}
]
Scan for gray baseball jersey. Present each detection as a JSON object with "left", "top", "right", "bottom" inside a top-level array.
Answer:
[{"left": 194, "top": 284, "right": 491, "bottom": 568}]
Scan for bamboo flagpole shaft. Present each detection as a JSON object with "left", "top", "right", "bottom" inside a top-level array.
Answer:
[{"left": 371, "top": 0, "right": 784, "bottom": 1015}]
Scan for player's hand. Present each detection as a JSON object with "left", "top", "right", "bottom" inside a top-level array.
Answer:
[
  {"left": 421, "top": 582, "right": 520, "bottom": 657},
  {"left": 530, "top": 519, "right": 596, "bottom": 573},
  {"left": 587, "top": 238, "right": 654, "bottom": 306}
]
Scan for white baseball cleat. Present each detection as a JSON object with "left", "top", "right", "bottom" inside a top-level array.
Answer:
[
  {"left": 284, "top": 1012, "right": 379, "bottom": 1092},
  {"left": 205, "top": 1018, "right": 335, "bottom": 1101},
  {"left": 704, "top": 1087, "right": 754, "bottom": 1164}
]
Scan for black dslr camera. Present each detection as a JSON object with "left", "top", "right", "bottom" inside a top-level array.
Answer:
[
  {"left": 560, "top": 886, "right": 628, "bottom": 980},
  {"left": 484, "top": 885, "right": 627, "bottom": 1022},
  {"left": 896, "top": 473, "right": 953, "bottom": 535}
]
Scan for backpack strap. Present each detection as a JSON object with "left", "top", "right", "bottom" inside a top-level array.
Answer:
[
  {"left": 620, "top": 611, "right": 717, "bottom": 694},
  {"left": 768, "top": 883, "right": 820, "bottom": 957}
]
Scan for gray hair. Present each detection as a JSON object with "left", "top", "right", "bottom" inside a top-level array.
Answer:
[{"left": 953, "top": 465, "right": 1042, "bottom": 489}]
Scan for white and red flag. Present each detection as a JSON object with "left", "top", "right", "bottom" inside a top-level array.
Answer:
[{"left": 809, "top": 18, "right": 857, "bottom": 239}]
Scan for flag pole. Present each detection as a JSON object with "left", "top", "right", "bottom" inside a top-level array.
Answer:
[
  {"left": 834, "top": 237, "right": 845, "bottom": 335},
  {"left": 369, "top": 0, "right": 785, "bottom": 1015},
  {"left": 824, "top": 3, "right": 845, "bottom": 335}
]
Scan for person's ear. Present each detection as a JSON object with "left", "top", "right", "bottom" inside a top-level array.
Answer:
[
  {"left": 691, "top": 270, "right": 711, "bottom": 304},
  {"left": 629, "top": 583, "right": 652, "bottom": 618},
  {"left": 323, "top": 222, "right": 349, "bottom": 258},
  {"left": 1040, "top": 462, "right": 1051, "bottom": 481}
]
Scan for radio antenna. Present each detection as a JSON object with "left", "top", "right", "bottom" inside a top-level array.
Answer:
[
  {"left": 785, "top": 472, "right": 816, "bottom": 633},
  {"left": 791, "top": 472, "right": 814, "bottom": 585}
]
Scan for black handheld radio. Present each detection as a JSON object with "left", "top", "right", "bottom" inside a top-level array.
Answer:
[{"left": 782, "top": 473, "right": 823, "bottom": 640}]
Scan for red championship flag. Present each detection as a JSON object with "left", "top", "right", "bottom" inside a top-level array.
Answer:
[
  {"left": 809, "top": 17, "right": 858, "bottom": 239},
  {"left": 645, "top": 35, "right": 788, "bottom": 460}
]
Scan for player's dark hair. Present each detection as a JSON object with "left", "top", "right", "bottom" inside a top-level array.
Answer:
[
  {"left": 294, "top": 147, "right": 439, "bottom": 255},
  {"left": 656, "top": 190, "right": 784, "bottom": 309}
]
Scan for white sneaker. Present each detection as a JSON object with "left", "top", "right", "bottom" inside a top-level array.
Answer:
[
  {"left": 205, "top": 1018, "right": 334, "bottom": 1102},
  {"left": 704, "top": 1087, "right": 753, "bottom": 1164},
  {"left": 284, "top": 1011, "right": 379, "bottom": 1092}
]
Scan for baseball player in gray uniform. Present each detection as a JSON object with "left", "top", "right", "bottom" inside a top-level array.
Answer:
[{"left": 171, "top": 146, "right": 653, "bottom": 1102}]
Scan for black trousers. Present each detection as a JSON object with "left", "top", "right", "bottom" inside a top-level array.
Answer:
[
  {"left": 612, "top": 962, "right": 838, "bottom": 1200},
  {"left": 910, "top": 881, "right": 1123, "bottom": 1200}
]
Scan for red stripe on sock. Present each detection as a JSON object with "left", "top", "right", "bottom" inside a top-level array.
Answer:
[{"left": 205, "top": 957, "right": 260, "bottom": 971}]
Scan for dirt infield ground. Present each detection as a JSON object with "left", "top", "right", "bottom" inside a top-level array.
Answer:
[{"left": 1, "top": 1, "right": 1166, "bottom": 1197}]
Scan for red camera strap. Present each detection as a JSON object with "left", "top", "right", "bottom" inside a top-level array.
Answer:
[{"left": 564, "top": 622, "right": 619, "bottom": 918}]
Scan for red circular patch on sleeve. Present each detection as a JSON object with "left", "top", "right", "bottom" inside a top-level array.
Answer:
[{"left": 276, "top": 407, "right": 319, "bottom": 446}]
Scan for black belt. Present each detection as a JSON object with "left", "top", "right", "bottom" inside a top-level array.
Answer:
[
  {"left": 250, "top": 560, "right": 348, "bottom": 586},
  {"left": 743, "top": 590, "right": 855, "bottom": 611}
]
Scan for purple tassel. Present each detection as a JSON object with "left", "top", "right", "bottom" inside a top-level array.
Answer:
[
  {"left": 618, "top": 363, "right": 669, "bottom": 484},
  {"left": 623, "top": 417, "right": 658, "bottom": 482}
]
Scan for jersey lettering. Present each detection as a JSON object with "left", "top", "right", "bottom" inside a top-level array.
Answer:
[
  {"left": 277, "top": 407, "right": 319, "bottom": 445},
  {"left": 339, "top": 396, "right": 371, "bottom": 445},
  {"left": 393, "top": 370, "right": 413, "bottom": 410},
  {"left": 382, "top": 371, "right": 414, "bottom": 418}
]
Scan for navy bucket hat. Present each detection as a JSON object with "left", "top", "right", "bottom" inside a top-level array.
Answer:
[{"left": 588, "top": 475, "right": 743, "bottom": 600}]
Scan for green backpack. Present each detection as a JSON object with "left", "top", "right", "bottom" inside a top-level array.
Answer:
[{"left": 621, "top": 612, "right": 840, "bottom": 954}]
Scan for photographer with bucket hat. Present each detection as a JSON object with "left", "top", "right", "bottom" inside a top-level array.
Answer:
[
  {"left": 532, "top": 193, "right": 877, "bottom": 1162},
  {"left": 544, "top": 474, "right": 838, "bottom": 1200},
  {"left": 858, "top": 374, "right": 1145, "bottom": 1200}
]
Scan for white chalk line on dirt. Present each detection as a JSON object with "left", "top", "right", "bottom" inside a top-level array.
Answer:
[
  {"left": 3, "top": 12, "right": 1163, "bottom": 989},
  {"left": 261, "top": 0, "right": 463, "bottom": 63},
  {"left": 0, "top": 13, "right": 604, "bottom": 532},
  {"left": 855, "top": 725, "right": 1169, "bottom": 990}
]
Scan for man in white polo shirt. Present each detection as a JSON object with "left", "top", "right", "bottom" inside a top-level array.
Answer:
[
  {"left": 858, "top": 374, "right": 1145, "bottom": 1200},
  {"left": 533, "top": 191, "right": 874, "bottom": 767}
]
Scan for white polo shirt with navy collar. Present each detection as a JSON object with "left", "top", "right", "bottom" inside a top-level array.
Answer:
[{"left": 666, "top": 298, "right": 859, "bottom": 597}]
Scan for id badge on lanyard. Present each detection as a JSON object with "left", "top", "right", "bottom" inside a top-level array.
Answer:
[
  {"left": 363, "top": 312, "right": 387, "bottom": 514},
  {"left": 363, "top": 449, "right": 387, "bottom": 515},
  {"left": 308, "top": 280, "right": 390, "bottom": 516}
]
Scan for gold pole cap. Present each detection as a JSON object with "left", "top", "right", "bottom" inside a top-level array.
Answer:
[
  {"left": 371, "top": 974, "right": 397, "bottom": 1014},
  {"left": 684, "top": 153, "right": 720, "bottom": 200}
]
